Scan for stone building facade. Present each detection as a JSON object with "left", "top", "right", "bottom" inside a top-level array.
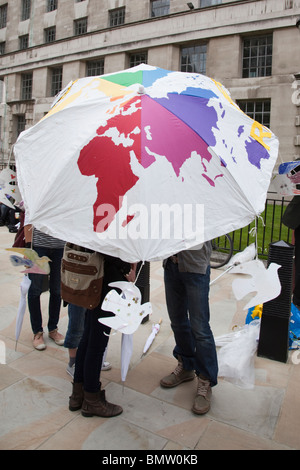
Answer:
[{"left": 0, "top": 0, "right": 299, "bottom": 166}]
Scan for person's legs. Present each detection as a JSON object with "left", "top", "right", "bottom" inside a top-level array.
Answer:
[
  {"left": 65, "top": 304, "right": 86, "bottom": 376},
  {"left": 163, "top": 260, "right": 196, "bottom": 370},
  {"left": 184, "top": 266, "right": 218, "bottom": 387},
  {"left": 293, "top": 226, "right": 300, "bottom": 307},
  {"left": 28, "top": 272, "right": 44, "bottom": 335},
  {"left": 161, "top": 262, "right": 217, "bottom": 414},
  {"left": 71, "top": 258, "right": 128, "bottom": 416},
  {"left": 47, "top": 247, "right": 64, "bottom": 333},
  {"left": 160, "top": 260, "right": 196, "bottom": 387},
  {"left": 82, "top": 309, "right": 110, "bottom": 393}
]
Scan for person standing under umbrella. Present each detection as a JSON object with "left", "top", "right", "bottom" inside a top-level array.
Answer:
[
  {"left": 282, "top": 195, "right": 300, "bottom": 308},
  {"left": 24, "top": 223, "right": 65, "bottom": 350},
  {"left": 160, "top": 243, "right": 218, "bottom": 415},
  {"left": 69, "top": 255, "right": 136, "bottom": 418}
]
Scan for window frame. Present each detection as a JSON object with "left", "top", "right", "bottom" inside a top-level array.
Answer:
[
  {"left": 180, "top": 43, "right": 207, "bottom": 75},
  {"left": 237, "top": 99, "right": 271, "bottom": 128},
  {"left": 0, "top": 4, "right": 7, "bottom": 29},
  {"left": 74, "top": 17, "right": 87, "bottom": 35},
  {"left": 150, "top": 0, "right": 170, "bottom": 18},
  {"left": 46, "top": 0, "right": 57, "bottom": 12},
  {"left": 109, "top": 7, "right": 125, "bottom": 27},
  {"left": 19, "top": 34, "right": 29, "bottom": 50},
  {"left": 50, "top": 67, "right": 63, "bottom": 97},
  {"left": 129, "top": 52, "right": 148, "bottom": 68},
  {"left": 44, "top": 26, "right": 56, "bottom": 43},
  {"left": 21, "top": 0, "right": 31, "bottom": 21},
  {"left": 21, "top": 72, "right": 33, "bottom": 100},
  {"left": 242, "top": 34, "right": 273, "bottom": 78},
  {"left": 86, "top": 59, "right": 104, "bottom": 77},
  {"left": 199, "top": 0, "right": 222, "bottom": 7}
]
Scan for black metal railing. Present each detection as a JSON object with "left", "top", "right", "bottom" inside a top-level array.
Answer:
[{"left": 229, "top": 194, "right": 293, "bottom": 258}]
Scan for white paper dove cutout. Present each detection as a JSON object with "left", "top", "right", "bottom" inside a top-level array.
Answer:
[
  {"left": 230, "top": 259, "right": 281, "bottom": 310},
  {"left": 98, "top": 281, "right": 152, "bottom": 334}
]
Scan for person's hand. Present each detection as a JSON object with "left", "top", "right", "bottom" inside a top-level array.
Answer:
[{"left": 125, "top": 263, "right": 137, "bottom": 282}]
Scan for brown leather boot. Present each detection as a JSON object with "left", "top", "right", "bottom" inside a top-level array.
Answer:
[
  {"left": 69, "top": 382, "right": 84, "bottom": 411},
  {"left": 81, "top": 389, "right": 123, "bottom": 418}
]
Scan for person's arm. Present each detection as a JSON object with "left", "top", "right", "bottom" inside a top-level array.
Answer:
[
  {"left": 24, "top": 223, "right": 33, "bottom": 248},
  {"left": 125, "top": 263, "right": 137, "bottom": 282}
]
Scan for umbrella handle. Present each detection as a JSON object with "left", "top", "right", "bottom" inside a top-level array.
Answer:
[{"left": 133, "top": 261, "right": 145, "bottom": 285}]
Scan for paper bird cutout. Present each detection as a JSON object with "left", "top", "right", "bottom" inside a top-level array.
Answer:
[
  {"left": 98, "top": 281, "right": 152, "bottom": 334},
  {"left": 10, "top": 255, "right": 34, "bottom": 269},
  {"left": 0, "top": 168, "right": 22, "bottom": 208},
  {"left": 6, "top": 247, "right": 51, "bottom": 274},
  {"left": 230, "top": 259, "right": 281, "bottom": 310}
]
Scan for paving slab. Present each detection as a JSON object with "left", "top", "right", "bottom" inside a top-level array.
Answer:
[{"left": 0, "top": 226, "right": 299, "bottom": 450}]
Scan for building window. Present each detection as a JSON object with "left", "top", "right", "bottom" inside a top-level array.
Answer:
[
  {"left": 47, "top": 0, "right": 57, "bottom": 12},
  {"left": 0, "top": 4, "right": 7, "bottom": 29},
  {"left": 74, "top": 17, "right": 87, "bottom": 35},
  {"left": 181, "top": 44, "right": 207, "bottom": 74},
  {"left": 150, "top": 0, "right": 170, "bottom": 17},
  {"left": 44, "top": 26, "right": 56, "bottom": 43},
  {"left": 129, "top": 52, "right": 148, "bottom": 67},
  {"left": 51, "top": 67, "right": 62, "bottom": 96},
  {"left": 242, "top": 35, "right": 273, "bottom": 78},
  {"left": 200, "top": 0, "right": 222, "bottom": 7},
  {"left": 17, "top": 115, "right": 26, "bottom": 137},
  {"left": 238, "top": 99, "right": 271, "bottom": 128},
  {"left": 19, "top": 34, "right": 29, "bottom": 50},
  {"left": 21, "top": 0, "right": 31, "bottom": 21},
  {"left": 0, "top": 42, "right": 5, "bottom": 55},
  {"left": 86, "top": 59, "right": 104, "bottom": 76},
  {"left": 109, "top": 7, "right": 125, "bottom": 27},
  {"left": 21, "top": 73, "right": 32, "bottom": 100}
]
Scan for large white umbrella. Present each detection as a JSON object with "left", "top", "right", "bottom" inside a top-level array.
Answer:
[{"left": 14, "top": 64, "right": 279, "bottom": 263}]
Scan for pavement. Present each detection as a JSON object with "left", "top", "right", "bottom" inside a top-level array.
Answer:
[{"left": 0, "top": 225, "right": 300, "bottom": 451}]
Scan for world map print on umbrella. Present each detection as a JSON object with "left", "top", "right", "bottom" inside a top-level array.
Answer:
[
  {"left": 77, "top": 93, "right": 222, "bottom": 233},
  {"left": 77, "top": 66, "right": 273, "bottom": 238},
  {"left": 14, "top": 64, "right": 279, "bottom": 262}
]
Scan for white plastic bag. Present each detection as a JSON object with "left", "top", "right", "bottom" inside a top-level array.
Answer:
[{"left": 216, "top": 320, "right": 260, "bottom": 389}]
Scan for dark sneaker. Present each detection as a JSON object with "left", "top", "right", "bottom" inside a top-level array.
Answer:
[
  {"left": 160, "top": 357, "right": 195, "bottom": 388},
  {"left": 192, "top": 376, "right": 212, "bottom": 415}
]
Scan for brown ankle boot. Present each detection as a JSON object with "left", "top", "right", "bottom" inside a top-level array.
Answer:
[
  {"left": 81, "top": 389, "right": 123, "bottom": 418},
  {"left": 69, "top": 382, "right": 84, "bottom": 411}
]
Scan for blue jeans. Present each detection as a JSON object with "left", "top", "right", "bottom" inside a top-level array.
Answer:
[
  {"left": 164, "top": 260, "right": 218, "bottom": 387},
  {"left": 64, "top": 304, "right": 86, "bottom": 349},
  {"left": 28, "top": 246, "right": 64, "bottom": 334},
  {"left": 294, "top": 226, "right": 300, "bottom": 306}
]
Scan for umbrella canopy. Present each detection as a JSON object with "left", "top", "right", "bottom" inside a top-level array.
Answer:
[
  {"left": 120, "top": 333, "right": 133, "bottom": 383},
  {"left": 14, "top": 64, "right": 279, "bottom": 262}
]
